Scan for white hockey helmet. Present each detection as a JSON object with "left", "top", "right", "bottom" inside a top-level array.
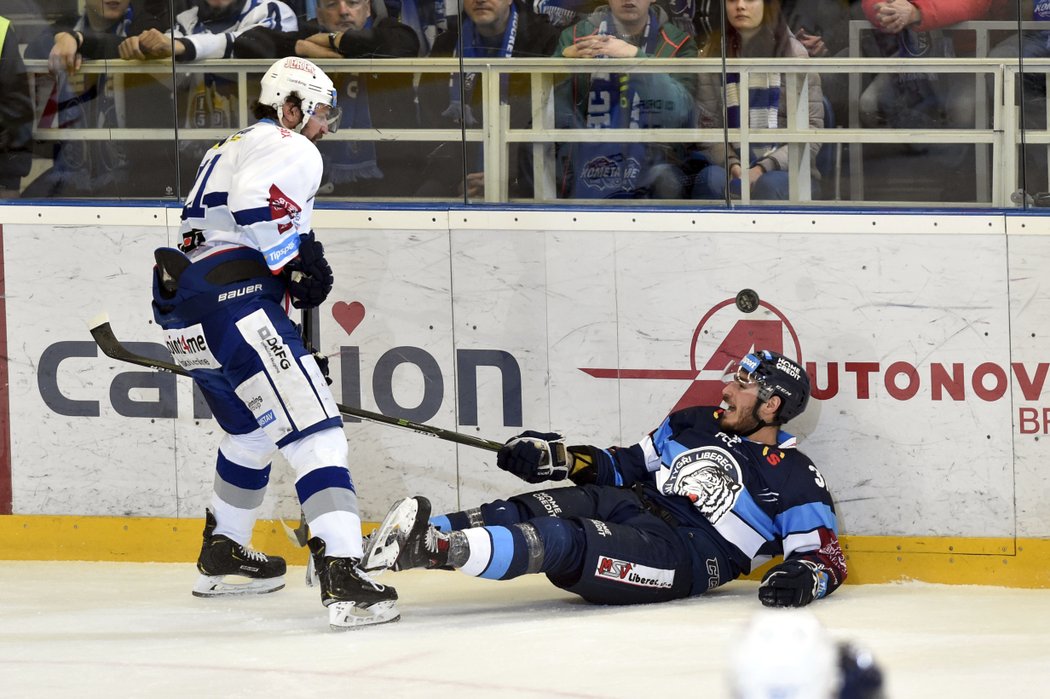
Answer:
[
  {"left": 259, "top": 57, "right": 339, "bottom": 133},
  {"left": 729, "top": 610, "right": 840, "bottom": 699}
]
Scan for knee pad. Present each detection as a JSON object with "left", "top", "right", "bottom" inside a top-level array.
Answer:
[
  {"left": 529, "top": 517, "right": 586, "bottom": 577},
  {"left": 280, "top": 427, "right": 349, "bottom": 478},
  {"left": 219, "top": 429, "right": 275, "bottom": 469}
]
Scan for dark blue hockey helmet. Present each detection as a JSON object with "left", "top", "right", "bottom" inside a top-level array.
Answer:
[{"left": 737, "top": 349, "right": 810, "bottom": 423}]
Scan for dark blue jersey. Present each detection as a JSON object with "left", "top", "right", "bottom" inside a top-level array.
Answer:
[{"left": 582, "top": 406, "right": 847, "bottom": 593}]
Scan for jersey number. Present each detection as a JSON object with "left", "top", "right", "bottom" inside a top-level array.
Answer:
[{"left": 183, "top": 153, "right": 223, "bottom": 220}]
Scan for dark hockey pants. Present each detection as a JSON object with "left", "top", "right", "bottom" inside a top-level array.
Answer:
[{"left": 436, "top": 484, "right": 696, "bottom": 605}]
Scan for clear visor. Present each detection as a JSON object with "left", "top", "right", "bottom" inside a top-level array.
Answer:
[
  {"left": 310, "top": 105, "right": 342, "bottom": 133},
  {"left": 720, "top": 361, "right": 759, "bottom": 389}
]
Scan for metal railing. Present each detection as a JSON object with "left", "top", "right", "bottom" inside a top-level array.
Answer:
[
  {"left": 22, "top": 53, "right": 1048, "bottom": 206},
  {"left": 846, "top": 20, "right": 1050, "bottom": 203}
]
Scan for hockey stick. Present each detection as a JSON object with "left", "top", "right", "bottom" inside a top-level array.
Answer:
[{"left": 88, "top": 313, "right": 504, "bottom": 452}]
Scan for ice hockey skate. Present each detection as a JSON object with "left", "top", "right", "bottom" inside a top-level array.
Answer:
[
  {"left": 308, "top": 537, "right": 399, "bottom": 630},
  {"left": 192, "top": 509, "right": 287, "bottom": 598},
  {"left": 361, "top": 496, "right": 454, "bottom": 573}
]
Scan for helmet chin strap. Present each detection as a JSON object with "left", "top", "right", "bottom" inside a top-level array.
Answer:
[{"left": 739, "top": 402, "right": 769, "bottom": 437}]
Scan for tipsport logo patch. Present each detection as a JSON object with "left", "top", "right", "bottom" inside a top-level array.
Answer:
[{"left": 594, "top": 556, "right": 674, "bottom": 589}]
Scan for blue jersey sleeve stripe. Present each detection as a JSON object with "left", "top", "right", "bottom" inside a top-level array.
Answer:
[
  {"left": 202, "top": 191, "right": 228, "bottom": 208},
  {"left": 604, "top": 448, "right": 624, "bottom": 486},
  {"left": 479, "top": 526, "right": 514, "bottom": 579},
  {"left": 233, "top": 205, "right": 273, "bottom": 226},
  {"left": 651, "top": 417, "right": 674, "bottom": 452},
  {"left": 733, "top": 489, "right": 777, "bottom": 540},
  {"left": 661, "top": 438, "right": 690, "bottom": 465},
  {"left": 775, "top": 502, "right": 838, "bottom": 536}
]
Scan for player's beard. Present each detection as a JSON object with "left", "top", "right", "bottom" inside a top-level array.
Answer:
[{"left": 719, "top": 403, "right": 764, "bottom": 436}]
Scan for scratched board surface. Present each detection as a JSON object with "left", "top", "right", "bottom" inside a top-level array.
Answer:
[{"left": 4, "top": 219, "right": 1047, "bottom": 538}]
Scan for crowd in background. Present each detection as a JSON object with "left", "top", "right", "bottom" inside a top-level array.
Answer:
[{"left": 0, "top": 0, "right": 1048, "bottom": 203}]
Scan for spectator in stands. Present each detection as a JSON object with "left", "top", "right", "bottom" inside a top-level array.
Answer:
[
  {"left": 553, "top": 0, "right": 697, "bottom": 199},
  {"left": 234, "top": 0, "right": 419, "bottom": 197},
  {"left": 857, "top": 0, "right": 1018, "bottom": 130},
  {"left": 782, "top": 0, "right": 850, "bottom": 127},
  {"left": 691, "top": 0, "right": 825, "bottom": 201},
  {"left": 784, "top": 0, "right": 851, "bottom": 58},
  {"left": 117, "top": 0, "right": 297, "bottom": 196},
  {"left": 21, "top": 0, "right": 173, "bottom": 198},
  {"left": 380, "top": 0, "right": 447, "bottom": 54},
  {"left": 414, "top": 0, "right": 560, "bottom": 199},
  {"left": 535, "top": 0, "right": 721, "bottom": 43},
  {"left": 0, "top": 13, "right": 32, "bottom": 198},
  {"left": 118, "top": 0, "right": 297, "bottom": 62}
]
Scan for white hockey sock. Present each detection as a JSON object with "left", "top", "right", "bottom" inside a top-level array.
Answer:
[
  {"left": 210, "top": 499, "right": 259, "bottom": 546},
  {"left": 309, "top": 510, "right": 364, "bottom": 559}
]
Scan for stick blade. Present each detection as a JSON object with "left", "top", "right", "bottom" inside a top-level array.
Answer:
[
  {"left": 88, "top": 312, "right": 111, "bottom": 331},
  {"left": 88, "top": 312, "right": 188, "bottom": 376}
]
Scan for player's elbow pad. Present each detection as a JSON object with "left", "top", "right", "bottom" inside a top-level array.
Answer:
[{"left": 566, "top": 445, "right": 611, "bottom": 485}]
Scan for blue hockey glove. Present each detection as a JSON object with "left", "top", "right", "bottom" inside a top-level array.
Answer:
[
  {"left": 496, "top": 431, "right": 568, "bottom": 483},
  {"left": 758, "top": 559, "right": 828, "bottom": 608},
  {"left": 285, "top": 232, "right": 333, "bottom": 309}
]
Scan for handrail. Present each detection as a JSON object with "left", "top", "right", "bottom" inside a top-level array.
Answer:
[{"left": 19, "top": 55, "right": 1048, "bottom": 206}]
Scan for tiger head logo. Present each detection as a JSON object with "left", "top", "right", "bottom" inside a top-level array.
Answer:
[{"left": 659, "top": 446, "right": 743, "bottom": 523}]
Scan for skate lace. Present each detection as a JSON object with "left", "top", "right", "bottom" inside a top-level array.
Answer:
[
  {"left": 423, "top": 526, "right": 443, "bottom": 553},
  {"left": 238, "top": 545, "right": 268, "bottom": 563},
  {"left": 353, "top": 564, "right": 386, "bottom": 592}
]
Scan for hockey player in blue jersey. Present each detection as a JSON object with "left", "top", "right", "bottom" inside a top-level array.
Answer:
[
  {"left": 363, "top": 349, "right": 846, "bottom": 608},
  {"left": 151, "top": 57, "right": 398, "bottom": 630}
]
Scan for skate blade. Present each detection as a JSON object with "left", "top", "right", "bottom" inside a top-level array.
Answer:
[
  {"left": 192, "top": 574, "right": 286, "bottom": 598},
  {"left": 327, "top": 600, "right": 400, "bottom": 631},
  {"left": 360, "top": 498, "right": 419, "bottom": 573}
]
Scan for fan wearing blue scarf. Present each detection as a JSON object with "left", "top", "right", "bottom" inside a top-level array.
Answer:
[
  {"left": 554, "top": 0, "right": 697, "bottom": 199},
  {"left": 691, "top": 0, "right": 824, "bottom": 201},
  {"left": 414, "top": 0, "right": 561, "bottom": 198}
]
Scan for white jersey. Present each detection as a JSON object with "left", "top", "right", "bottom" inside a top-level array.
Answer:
[
  {"left": 172, "top": 0, "right": 297, "bottom": 60},
  {"left": 179, "top": 119, "right": 322, "bottom": 272}
]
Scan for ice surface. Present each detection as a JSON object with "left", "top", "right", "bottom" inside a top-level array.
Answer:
[{"left": 1, "top": 561, "right": 1047, "bottom": 697}]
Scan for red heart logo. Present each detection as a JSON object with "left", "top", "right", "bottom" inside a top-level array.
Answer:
[{"left": 332, "top": 301, "right": 366, "bottom": 336}]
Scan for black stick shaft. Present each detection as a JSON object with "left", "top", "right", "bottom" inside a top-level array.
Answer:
[{"left": 89, "top": 315, "right": 503, "bottom": 452}]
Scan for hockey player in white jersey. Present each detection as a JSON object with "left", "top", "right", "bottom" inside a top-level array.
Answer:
[{"left": 151, "top": 57, "right": 398, "bottom": 630}]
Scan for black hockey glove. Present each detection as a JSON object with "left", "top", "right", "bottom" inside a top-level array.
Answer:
[
  {"left": 496, "top": 431, "right": 568, "bottom": 483},
  {"left": 758, "top": 559, "right": 829, "bottom": 608},
  {"left": 285, "top": 232, "right": 333, "bottom": 309}
]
